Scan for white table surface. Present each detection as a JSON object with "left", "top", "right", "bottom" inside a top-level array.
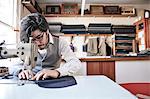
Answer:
[{"left": 0, "top": 75, "right": 137, "bottom": 99}]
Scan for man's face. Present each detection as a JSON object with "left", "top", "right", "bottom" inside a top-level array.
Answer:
[{"left": 31, "top": 29, "right": 48, "bottom": 50}]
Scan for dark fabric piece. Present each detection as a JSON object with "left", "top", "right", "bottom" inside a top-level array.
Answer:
[
  {"left": 112, "top": 25, "right": 136, "bottom": 34},
  {"left": 48, "top": 22, "right": 62, "bottom": 25},
  {"left": 106, "top": 42, "right": 112, "bottom": 56},
  {"left": 61, "top": 25, "right": 87, "bottom": 34},
  {"left": 82, "top": 44, "right": 87, "bottom": 52},
  {"left": 61, "top": 25, "right": 85, "bottom": 29},
  {"left": 115, "top": 36, "right": 135, "bottom": 40},
  {"left": 88, "top": 28, "right": 112, "bottom": 34},
  {"left": 88, "top": 23, "right": 112, "bottom": 34},
  {"left": 88, "top": 23, "right": 112, "bottom": 27},
  {"left": 35, "top": 76, "right": 77, "bottom": 88},
  {"left": 115, "top": 34, "right": 135, "bottom": 40},
  {"left": 0, "top": 74, "right": 14, "bottom": 79},
  {"left": 48, "top": 22, "right": 62, "bottom": 35}
]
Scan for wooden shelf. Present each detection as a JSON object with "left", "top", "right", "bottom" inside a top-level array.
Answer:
[
  {"left": 80, "top": 56, "right": 150, "bottom": 62},
  {"left": 44, "top": 14, "right": 81, "bottom": 17},
  {"left": 42, "top": 3, "right": 136, "bottom": 17},
  {"left": 84, "top": 14, "right": 136, "bottom": 17},
  {"left": 61, "top": 33, "right": 112, "bottom": 36},
  {"left": 134, "top": 18, "right": 150, "bottom": 51},
  {"left": 44, "top": 14, "right": 136, "bottom": 17}
]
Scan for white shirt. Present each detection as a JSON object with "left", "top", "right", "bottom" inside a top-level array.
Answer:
[{"left": 36, "top": 33, "right": 82, "bottom": 76}]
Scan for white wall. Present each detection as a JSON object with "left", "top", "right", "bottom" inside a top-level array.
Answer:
[{"left": 116, "top": 60, "right": 150, "bottom": 84}]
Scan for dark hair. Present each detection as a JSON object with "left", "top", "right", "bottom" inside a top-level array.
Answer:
[{"left": 20, "top": 13, "right": 49, "bottom": 42}]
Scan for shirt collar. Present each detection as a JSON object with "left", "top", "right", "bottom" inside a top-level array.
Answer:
[{"left": 48, "top": 33, "right": 54, "bottom": 44}]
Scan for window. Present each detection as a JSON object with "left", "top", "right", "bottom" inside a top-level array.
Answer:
[
  {"left": 0, "top": 0, "right": 17, "bottom": 44},
  {"left": 0, "top": 0, "right": 14, "bottom": 26}
]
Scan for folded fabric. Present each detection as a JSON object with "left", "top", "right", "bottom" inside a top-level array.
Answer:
[
  {"left": 48, "top": 22, "right": 62, "bottom": 34},
  {"left": 61, "top": 25, "right": 87, "bottom": 34},
  {"left": 35, "top": 76, "right": 77, "bottom": 88},
  {"left": 112, "top": 25, "right": 136, "bottom": 34},
  {"left": 88, "top": 23, "right": 112, "bottom": 34}
]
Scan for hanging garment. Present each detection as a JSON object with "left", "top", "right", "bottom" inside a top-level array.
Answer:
[
  {"left": 87, "top": 37, "right": 98, "bottom": 56},
  {"left": 98, "top": 36, "right": 113, "bottom": 56},
  {"left": 98, "top": 36, "right": 107, "bottom": 56}
]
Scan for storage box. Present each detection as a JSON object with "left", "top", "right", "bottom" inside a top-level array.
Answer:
[
  {"left": 90, "top": 5, "right": 104, "bottom": 15},
  {"left": 46, "top": 5, "right": 61, "bottom": 14},
  {"left": 121, "top": 6, "right": 136, "bottom": 15},
  {"left": 61, "top": 3, "right": 78, "bottom": 15},
  {"left": 104, "top": 6, "right": 121, "bottom": 14}
]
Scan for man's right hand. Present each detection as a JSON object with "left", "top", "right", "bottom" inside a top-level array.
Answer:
[{"left": 18, "top": 70, "right": 34, "bottom": 80}]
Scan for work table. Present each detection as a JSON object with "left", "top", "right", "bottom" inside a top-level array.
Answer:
[
  {"left": 0, "top": 76, "right": 137, "bottom": 99},
  {"left": 79, "top": 56, "right": 150, "bottom": 61},
  {"left": 77, "top": 56, "right": 150, "bottom": 82}
]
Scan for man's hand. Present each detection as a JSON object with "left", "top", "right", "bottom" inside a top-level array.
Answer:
[
  {"left": 18, "top": 70, "right": 34, "bottom": 80},
  {"left": 32, "top": 69, "right": 60, "bottom": 80}
]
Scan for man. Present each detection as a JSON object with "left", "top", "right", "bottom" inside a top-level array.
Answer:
[{"left": 18, "top": 13, "right": 81, "bottom": 80}]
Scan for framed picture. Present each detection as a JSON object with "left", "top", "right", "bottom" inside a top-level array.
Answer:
[
  {"left": 61, "top": 3, "right": 78, "bottom": 15},
  {"left": 46, "top": 5, "right": 61, "bottom": 14},
  {"left": 144, "top": 10, "right": 150, "bottom": 18},
  {"left": 90, "top": 5, "right": 104, "bottom": 15},
  {"left": 104, "top": 6, "right": 121, "bottom": 14}
]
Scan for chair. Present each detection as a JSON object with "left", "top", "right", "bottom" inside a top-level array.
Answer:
[
  {"left": 120, "top": 83, "right": 150, "bottom": 99},
  {"left": 136, "top": 94, "right": 150, "bottom": 99}
]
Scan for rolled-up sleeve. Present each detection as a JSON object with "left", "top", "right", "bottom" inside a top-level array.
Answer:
[{"left": 56, "top": 38, "right": 82, "bottom": 76}]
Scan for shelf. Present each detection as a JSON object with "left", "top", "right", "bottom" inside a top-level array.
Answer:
[
  {"left": 80, "top": 56, "right": 150, "bottom": 62},
  {"left": 84, "top": 14, "right": 136, "bottom": 17},
  {"left": 44, "top": 14, "right": 136, "bottom": 17},
  {"left": 134, "top": 18, "right": 150, "bottom": 51},
  {"left": 61, "top": 34, "right": 112, "bottom": 36},
  {"left": 44, "top": 14, "right": 81, "bottom": 17},
  {"left": 39, "top": 1, "right": 137, "bottom": 18},
  {"left": 115, "top": 40, "right": 133, "bottom": 43}
]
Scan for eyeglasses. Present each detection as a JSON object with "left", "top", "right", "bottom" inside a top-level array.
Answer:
[{"left": 32, "top": 32, "right": 45, "bottom": 42}]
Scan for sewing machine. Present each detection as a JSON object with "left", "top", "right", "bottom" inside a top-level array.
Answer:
[{"left": 0, "top": 38, "right": 38, "bottom": 75}]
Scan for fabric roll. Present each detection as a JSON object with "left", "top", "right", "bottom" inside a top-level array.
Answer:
[
  {"left": 48, "top": 22, "right": 62, "bottom": 35},
  {"left": 61, "top": 25, "right": 87, "bottom": 34},
  {"left": 112, "top": 25, "right": 136, "bottom": 34},
  {"left": 88, "top": 23, "right": 112, "bottom": 34}
]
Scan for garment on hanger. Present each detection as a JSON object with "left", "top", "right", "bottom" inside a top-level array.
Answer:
[{"left": 87, "top": 37, "right": 98, "bottom": 56}]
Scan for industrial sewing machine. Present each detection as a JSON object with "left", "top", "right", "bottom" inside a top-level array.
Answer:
[{"left": 0, "top": 38, "right": 38, "bottom": 76}]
